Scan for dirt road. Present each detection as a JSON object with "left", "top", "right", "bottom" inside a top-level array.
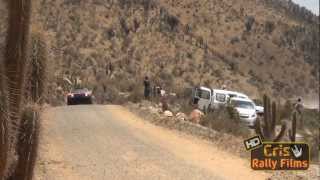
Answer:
[{"left": 34, "top": 105, "right": 269, "bottom": 180}]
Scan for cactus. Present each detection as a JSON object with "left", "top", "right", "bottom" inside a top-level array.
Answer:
[
  {"left": 254, "top": 95, "right": 287, "bottom": 142},
  {"left": 5, "top": 0, "right": 32, "bottom": 126},
  {"left": 11, "top": 105, "right": 40, "bottom": 180},
  {"left": 26, "top": 30, "right": 48, "bottom": 104},
  {"left": 1, "top": 0, "right": 48, "bottom": 179},
  {"left": 289, "top": 112, "right": 297, "bottom": 142},
  {"left": 1, "top": 0, "right": 32, "bottom": 178},
  {"left": 0, "top": 58, "right": 9, "bottom": 178}
]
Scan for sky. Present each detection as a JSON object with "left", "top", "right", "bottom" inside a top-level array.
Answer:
[{"left": 292, "top": 0, "right": 319, "bottom": 15}]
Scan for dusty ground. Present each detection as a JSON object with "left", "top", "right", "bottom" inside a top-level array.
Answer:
[{"left": 34, "top": 105, "right": 270, "bottom": 180}]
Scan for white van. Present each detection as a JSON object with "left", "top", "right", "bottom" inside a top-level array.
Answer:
[
  {"left": 191, "top": 86, "right": 250, "bottom": 112},
  {"left": 192, "top": 86, "right": 213, "bottom": 111}
]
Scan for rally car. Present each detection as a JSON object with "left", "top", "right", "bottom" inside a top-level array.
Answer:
[{"left": 67, "top": 88, "right": 93, "bottom": 105}]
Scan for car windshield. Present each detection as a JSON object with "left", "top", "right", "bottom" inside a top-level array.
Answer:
[
  {"left": 232, "top": 100, "right": 254, "bottom": 109},
  {"left": 72, "top": 89, "right": 88, "bottom": 93}
]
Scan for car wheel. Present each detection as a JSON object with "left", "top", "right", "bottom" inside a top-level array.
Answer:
[
  {"left": 85, "top": 98, "right": 92, "bottom": 104},
  {"left": 67, "top": 100, "right": 73, "bottom": 105},
  {"left": 204, "top": 106, "right": 209, "bottom": 114}
]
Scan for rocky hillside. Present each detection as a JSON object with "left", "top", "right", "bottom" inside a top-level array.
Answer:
[{"left": 3, "top": 0, "right": 320, "bottom": 105}]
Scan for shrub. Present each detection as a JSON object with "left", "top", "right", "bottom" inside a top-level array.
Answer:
[
  {"left": 119, "top": 17, "right": 130, "bottom": 36},
  {"left": 244, "top": 16, "right": 255, "bottom": 32},
  {"left": 160, "top": 7, "right": 180, "bottom": 32},
  {"left": 159, "top": 71, "right": 174, "bottom": 87},
  {"left": 230, "top": 36, "right": 240, "bottom": 44},
  {"left": 201, "top": 106, "right": 249, "bottom": 137},
  {"left": 118, "top": 0, "right": 156, "bottom": 11},
  {"left": 307, "top": 134, "right": 319, "bottom": 162},
  {"left": 141, "top": 0, "right": 156, "bottom": 12},
  {"left": 128, "top": 85, "right": 143, "bottom": 103},
  {"left": 265, "top": 20, "right": 275, "bottom": 34},
  {"left": 118, "top": 78, "right": 136, "bottom": 92},
  {"left": 303, "top": 108, "right": 319, "bottom": 131}
]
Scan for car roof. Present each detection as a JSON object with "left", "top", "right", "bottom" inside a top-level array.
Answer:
[
  {"left": 230, "top": 97, "right": 254, "bottom": 103},
  {"left": 72, "top": 88, "right": 89, "bottom": 92},
  {"left": 199, "top": 86, "right": 212, "bottom": 92},
  {"left": 213, "top": 89, "right": 232, "bottom": 94},
  {"left": 235, "top": 92, "right": 248, "bottom": 97},
  {"left": 213, "top": 89, "right": 248, "bottom": 97},
  {"left": 198, "top": 87, "right": 250, "bottom": 99}
]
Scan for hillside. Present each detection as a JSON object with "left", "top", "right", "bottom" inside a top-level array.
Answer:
[{"left": 3, "top": 0, "right": 320, "bottom": 105}]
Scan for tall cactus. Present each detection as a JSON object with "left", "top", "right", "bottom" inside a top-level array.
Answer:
[
  {"left": 1, "top": 0, "right": 32, "bottom": 178},
  {"left": 254, "top": 95, "right": 287, "bottom": 142},
  {"left": 289, "top": 112, "right": 297, "bottom": 142},
  {"left": 26, "top": 30, "right": 48, "bottom": 104},
  {"left": 5, "top": 0, "right": 32, "bottom": 120},
  {"left": 0, "top": 57, "right": 9, "bottom": 178}
]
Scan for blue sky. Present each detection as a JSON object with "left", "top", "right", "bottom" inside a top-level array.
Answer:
[{"left": 292, "top": 0, "right": 319, "bottom": 15}]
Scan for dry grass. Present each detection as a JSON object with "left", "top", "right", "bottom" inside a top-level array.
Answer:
[
  {"left": 0, "top": 0, "right": 318, "bottom": 176},
  {"left": 201, "top": 106, "right": 250, "bottom": 138},
  {"left": 29, "top": 0, "right": 319, "bottom": 104}
]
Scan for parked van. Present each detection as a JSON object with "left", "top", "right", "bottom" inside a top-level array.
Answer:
[
  {"left": 191, "top": 86, "right": 250, "bottom": 112},
  {"left": 191, "top": 86, "right": 261, "bottom": 126}
]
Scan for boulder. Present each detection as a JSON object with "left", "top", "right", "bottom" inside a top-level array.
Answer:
[
  {"left": 189, "top": 109, "right": 204, "bottom": 124},
  {"left": 176, "top": 112, "right": 187, "bottom": 121},
  {"left": 164, "top": 110, "right": 173, "bottom": 117},
  {"left": 148, "top": 106, "right": 161, "bottom": 114}
]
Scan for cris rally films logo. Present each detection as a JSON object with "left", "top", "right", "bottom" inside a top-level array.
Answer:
[{"left": 244, "top": 136, "right": 309, "bottom": 170}]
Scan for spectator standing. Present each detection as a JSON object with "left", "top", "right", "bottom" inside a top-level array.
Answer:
[
  {"left": 143, "top": 76, "right": 151, "bottom": 99},
  {"left": 294, "top": 98, "right": 303, "bottom": 114},
  {"left": 294, "top": 98, "right": 304, "bottom": 128}
]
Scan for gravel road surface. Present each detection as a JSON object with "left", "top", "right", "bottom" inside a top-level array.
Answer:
[{"left": 33, "top": 105, "right": 268, "bottom": 180}]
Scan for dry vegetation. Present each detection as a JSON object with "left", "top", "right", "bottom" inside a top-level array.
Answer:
[
  {"left": 0, "top": 0, "right": 318, "bottom": 178},
  {"left": 32, "top": 0, "right": 319, "bottom": 105},
  {"left": 33, "top": 0, "right": 319, "bottom": 160},
  {"left": 0, "top": 0, "right": 48, "bottom": 179},
  {"left": 201, "top": 105, "right": 250, "bottom": 137}
]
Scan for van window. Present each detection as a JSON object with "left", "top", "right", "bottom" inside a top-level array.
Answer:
[
  {"left": 216, "top": 93, "right": 226, "bottom": 102},
  {"left": 201, "top": 90, "right": 210, "bottom": 99},
  {"left": 197, "top": 89, "right": 210, "bottom": 100}
]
